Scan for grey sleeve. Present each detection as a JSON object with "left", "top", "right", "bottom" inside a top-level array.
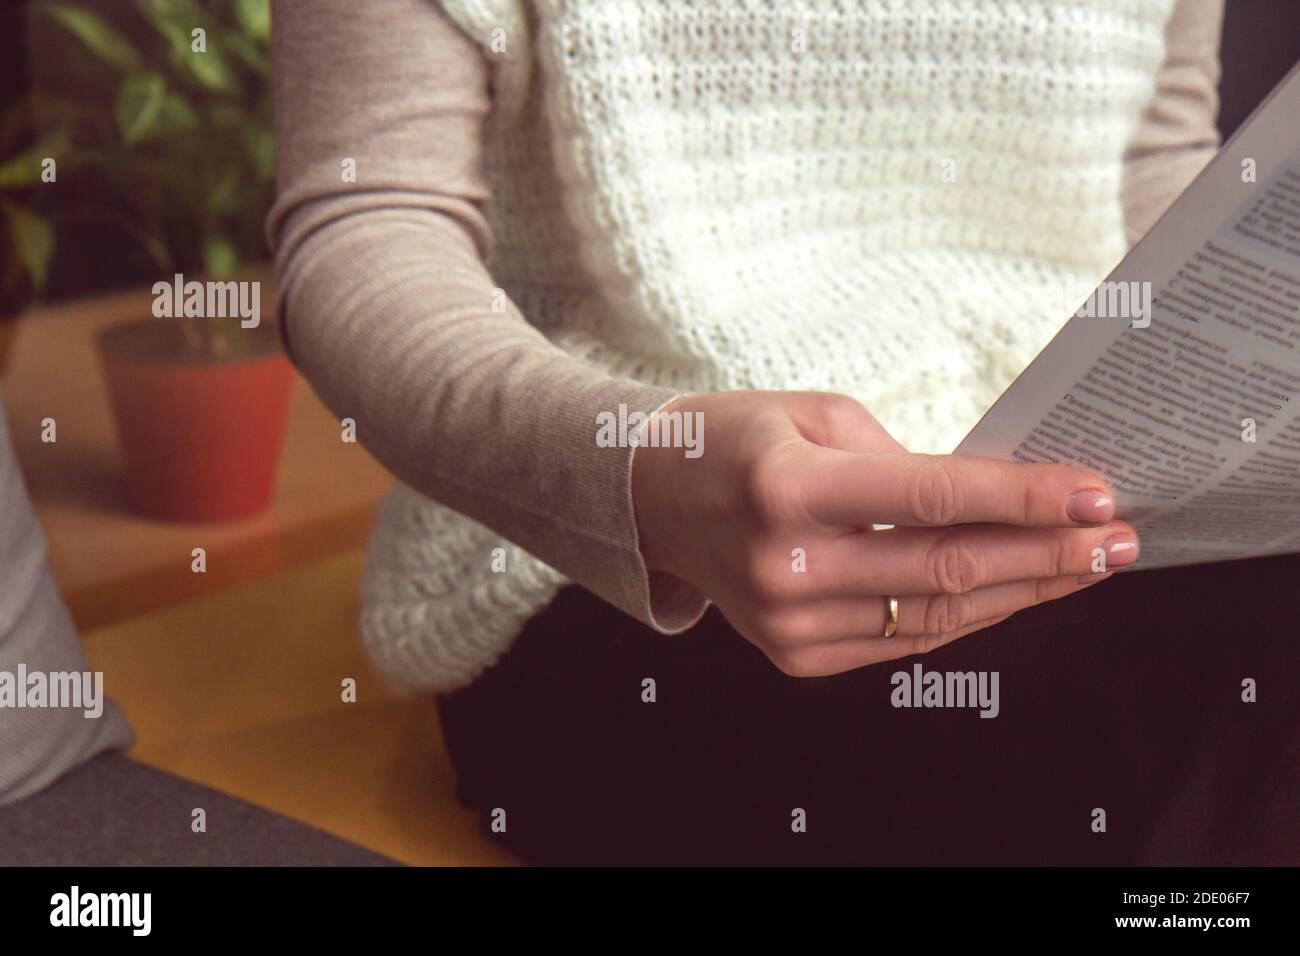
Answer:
[
  {"left": 266, "top": 0, "right": 709, "bottom": 632},
  {"left": 0, "top": 399, "right": 134, "bottom": 805}
]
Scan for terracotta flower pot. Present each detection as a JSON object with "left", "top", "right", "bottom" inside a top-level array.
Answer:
[{"left": 96, "top": 318, "right": 295, "bottom": 522}]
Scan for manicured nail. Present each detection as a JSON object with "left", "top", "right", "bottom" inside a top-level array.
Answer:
[
  {"left": 1067, "top": 489, "right": 1114, "bottom": 523},
  {"left": 1076, "top": 571, "right": 1113, "bottom": 586},
  {"left": 1103, "top": 534, "right": 1140, "bottom": 568}
]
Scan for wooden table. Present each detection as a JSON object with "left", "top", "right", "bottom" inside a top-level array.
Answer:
[{"left": 1, "top": 279, "right": 395, "bottom": 630}]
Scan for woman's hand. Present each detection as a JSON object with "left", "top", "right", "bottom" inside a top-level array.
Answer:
[{"left": 631, "top": 391, "right": 1138, "bottom": 676}]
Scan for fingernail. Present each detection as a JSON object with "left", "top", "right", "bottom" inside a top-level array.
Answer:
[
  {"left": 1067, "top": 489, "right": 1114, "bottom": 523},
  {"left": 1103, "top": 534, "right": 1140, "bottom": 568},
  {"left": 1076, "top": 571, "right": 1114, "bottom": 586}
]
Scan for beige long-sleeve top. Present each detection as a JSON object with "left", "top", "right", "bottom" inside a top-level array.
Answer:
[{"left": 267, "top": 0, "right": 1223, "bottom": 634}]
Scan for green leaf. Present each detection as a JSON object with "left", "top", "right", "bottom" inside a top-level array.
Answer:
[
  {"left": 114, "top": 74, "right": 167, "bottom": 145},
  {"left": 106, "top": 91, "right": 197, "bottom": 146},
  {"left": 136, "top": 9, "right": 189, "bottom": 58},
  {"left": 242, "top": 125, "right": 275, "bottom": 183},
  {"left": 233, "top": 0, "right": 270, "bottom": 44},
  {"left": 187, "top": 45, "right": 240, "bottom": 94},
  {"left": 133, "top": 0, "right": 209, "bottom": 35},
  {"left": 153, "top": 93, "right": 201, "bottom": 137},
  {"left": 222, "top": 30, "right": 270, "bottom": 76},
  {"left": 38, "top": 3, "right": 142, "bottom": 72},
  {"left": 202, "top": 235, "right": 238, "bottom": 279},
  {"left": 206, "top": 162, "right": 242, "bottom": 217},
  {"left": 1, "top": 201, "right": 56, "bottom": 294},
  {"left": 0, "top": 128, "right": 70, "bottom": 187},
  {"left": 134, "top": 0, "right": 241, "bottom": 95},
  {"left": 135, "top": 0, "right": 208, "bottom": 22}
]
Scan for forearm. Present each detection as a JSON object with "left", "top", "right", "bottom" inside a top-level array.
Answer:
[
  {"left": 1122, "top": 0, "right": 1224, "bottom": 244},
  {"left": 275, "top": 200, "right": 704, "bottom": 624}
]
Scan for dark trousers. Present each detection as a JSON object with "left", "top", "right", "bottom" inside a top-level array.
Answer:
[{"left": 437, "top": 553, "right": 1300, "bottom": 865}]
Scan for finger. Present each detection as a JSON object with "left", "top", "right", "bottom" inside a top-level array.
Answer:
[
  {"left": 785, "top": 567, "right": 1114, "bottom": 676},
  {"left": 796, "top": 521, "right": 1138, "bottom": 599},
  {"left": 799, "top": 448, "right": 1116, "bottom": 529},
  {"left": 772, "top": 614, "right": 1016, "bottom": 677},
  {"left": 763, "top": 573, "right": 1105, "bottom": 652}
]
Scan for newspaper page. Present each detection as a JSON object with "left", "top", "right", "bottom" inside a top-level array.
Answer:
[{"left": 956, "top": 61, "right": 1300, "bottom": 570}]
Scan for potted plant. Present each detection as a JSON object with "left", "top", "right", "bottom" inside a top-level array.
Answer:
[
  {"left": 25, "top": 0, "right": 294, "bottom": 521},
  {"left": 0, "top": 89, "right": 64, "bottom": 369}
]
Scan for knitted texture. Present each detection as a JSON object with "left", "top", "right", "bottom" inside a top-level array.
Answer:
[{"left": 361, "top": 0, "right": 1174, "bottom": 690}]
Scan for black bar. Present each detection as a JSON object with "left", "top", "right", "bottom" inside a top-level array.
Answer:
[{"left": 0, "top": 866, "right": 1286, "bottom": 940}]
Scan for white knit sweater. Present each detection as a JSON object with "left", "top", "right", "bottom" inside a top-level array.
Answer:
[{"left": 359, "top": 0, "right": 1176, "bottom": 690}]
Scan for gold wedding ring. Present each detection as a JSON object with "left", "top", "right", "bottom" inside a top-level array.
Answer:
[{"left": 883, "top": 597, "right": 899, "bottom": 639}]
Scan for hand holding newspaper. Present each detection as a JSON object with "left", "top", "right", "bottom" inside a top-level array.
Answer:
[{"left": 957, "top": 61, "right": 1300, "bottom": 570}]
